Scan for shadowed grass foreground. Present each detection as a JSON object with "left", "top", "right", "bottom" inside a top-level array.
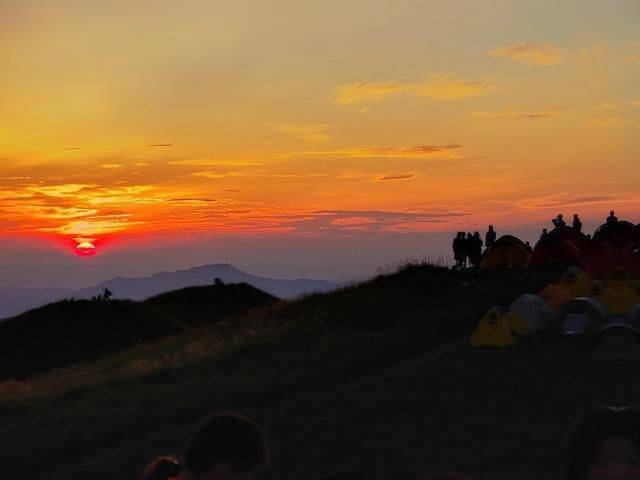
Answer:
[{"left": 0, "top": 261, "right": 613, "bottom": 480}]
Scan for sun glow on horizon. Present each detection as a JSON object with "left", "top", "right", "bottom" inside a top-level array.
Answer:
[
  {"left": 75, "top": 240, "right": 97, "bottom": 257},
  {"left": 0, "top": 1, "right": 638, "bottom": 252}
]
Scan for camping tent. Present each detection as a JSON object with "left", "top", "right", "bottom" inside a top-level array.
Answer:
[
  {"left": 555, "top": 297, "right": 608, "bottom": 335},
  {"left": 481, "top": 235, "right": 531, "bottom": 270},
  {"left": 593, "top": 221, "right": 635, "bottom": 245},
  {"left": 526, "top": 227, "right": 587, "bottom": 269}
]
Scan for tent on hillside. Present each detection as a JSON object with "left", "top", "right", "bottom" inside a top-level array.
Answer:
[
  {"left": 526, "top": 226, "right": 587, "bottom": 269},
  {"left": 555, "top": 297, "right": 608, "bottom": 335},
  {"left": 593, "top": 221, "right": 635, "bottom": 245},
  {"left": 481, "top": 235, "right": 532, "bottom": 270}
]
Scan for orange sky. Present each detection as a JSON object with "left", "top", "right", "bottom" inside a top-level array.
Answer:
[{"left": 1, "top": 0, "right": 639, "bottom": 254}]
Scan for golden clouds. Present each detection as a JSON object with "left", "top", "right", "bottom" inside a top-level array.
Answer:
[
  {"left": 290, "top": 144, "right": 462, "bottom": 160},
  {"left": 379, "top": 174, "right": 413, "bottom": 181},
  {"left": 412, "top": 74, "right": 493, "bottom": 100},
  {"left": 269, "top": 124, "right": 332, "bottom": 143},
  {"left": 488, "top": 43, "right": 567, "bottom": 66},
  {"left": 471, "top": 107, "right": 562, "bottom": 119},
  {"left": 585, "top": 116, "right": 633, "bottom": 127},
  {"left": 580, "top": 42, "right": 608, "bottom": 65},
  {"left": 333, "top": 82, "right": 405, "bottom": 104},
  {"left": 43, "top": 219, "right": 145, "bottom": 236},
  {"left": 334, "top": 74, "right": 493, "bottom": 104}
]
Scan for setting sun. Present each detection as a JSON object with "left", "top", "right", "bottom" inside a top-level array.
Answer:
[{"left": 75, "top": 240, "right": 97, "bottom": 257}]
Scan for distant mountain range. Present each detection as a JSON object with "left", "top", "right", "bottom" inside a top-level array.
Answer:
[{"left": 0, "top": 264, "right": 339, "bottom": 320}]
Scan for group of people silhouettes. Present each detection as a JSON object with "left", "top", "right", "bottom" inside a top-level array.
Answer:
[
  {"left": 139, "top": 407, "right": 640, "bottom": 480},
  {"left": 541, "top": 211, "right": 619, "bottom": 241},
  {"left": 452, "top": 230, "right": 488, "bottom": 269},
  {"left": 456, "top": 211, "right": 624, "bottom": 268}
]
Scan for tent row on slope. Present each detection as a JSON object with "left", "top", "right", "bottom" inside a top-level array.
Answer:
[
  {"left": 471, "top": 266, "right": 640, "bottom": 348},
  {"left": 481, "top": 221, "right": 640, "bottom": 276}
]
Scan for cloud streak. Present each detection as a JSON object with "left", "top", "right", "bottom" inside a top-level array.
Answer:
[
  {"left": 488, "top": 43, "right": 566, "bottom": 66},
  {"left": 380, "top": 174, "right": 414, "bottom": 181},
  {"left": 269, "top": 123, "right": 332, "bottom": 143},
  {"left": 334, "top": 73, "right": 494, "bottom": 104}
]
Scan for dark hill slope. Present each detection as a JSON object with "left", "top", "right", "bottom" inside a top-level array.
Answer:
[
  {"left": 0, "top": 300, "right": 184, "bottom": 380},
  {"left": 0, "top": 262, "right": 575, "bottom": 478},
  {"left": 144, "top": 282, "right": 278, "bottom": 326}
]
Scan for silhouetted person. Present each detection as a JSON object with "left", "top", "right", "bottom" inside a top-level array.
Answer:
[
  {"left": 214, "top": 277, "right": 224, "bottom": 286},
  {"left": 103, "top": 288, "right": 112, "bottom": 302},
  {"left": 464, "top": 233, "right": 473, "bottom": 268},
  {"left": 525, "top": 241, "right": 531, "bottom": 250},
  {"left": 469, "top": 231, "right": 483, "bottom": 267},
  {"left": 565, "top": 407, "right": 640, "bottom": 480},
  {"left": 573, "top": 214, "right": 582, "bottom": 233},
  {"left": 485, "top": 225, "right": 496, "bottom": 248},
  {"left": 540, "top": 228, "right": 549, "bottom": 241},
  {"left": 180, "top": 412, "right": 269, "bottom": 480},
  {"left": 553, "top": 214, "right": 566, "bottom": 230},
  {"left": 96, "top": 294, "right": 102, "bottom": 302},
  {"left": 139, "top": 456, "right": 181, "bottom": 480},
  {"left": 607, "top": 210, "right": 618, "bottom": 224},
  {"left": 452, "top": 232, "right": 465, "bottom": 269}
]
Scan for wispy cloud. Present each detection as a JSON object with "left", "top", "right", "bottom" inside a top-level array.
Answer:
[
  {"left": 580, "top": 42, "right": 607, "bottom": 65},
  {"left": 596, "top": 102, "right": 620, "bottom": 111},
  {"left": 334, "top": 82, "right": 406, "bottom": 104},
  {"left": 515, "top": 192, "right": 634, "bottom": 210},
  {"left": 169, "top": 159, "right": 263, "bottom": 167},
  {"left": 287, "top": 143, "right": 462, "bottom": 160},
  {"left": 333, "top": 73, "right": 493, "bottom": 104},
  {"left": 585, "top": 116, "right": 632, "bottom": 127},
  {"left": 412, "top": 73, "right": 493, "bottom": 100},
  {"left": 147, "top": 143, "right": 175, "bottom": 147},
  {"left": 41, "top": 219, "right": 146, "bottom": 236},
  {"left": 101, "top": 162, "right": 149, "bottom": 170},
  {"left": 269, "top": 123, "right": 332, "bottom": 143},
  {"left": 379, "top": 173, "right": 414, "bottom": 181},
  {"left": 488, "top": 42, "right": 566, "bottom": 66},
  {"left": 472, "top": 106, "right": 562, "bottom": 119}
]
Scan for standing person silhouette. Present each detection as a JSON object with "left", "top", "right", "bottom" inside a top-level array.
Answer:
[
  {"left": 573, "top": 214, "right": 583, "bottom": 233},
  {"left": 607, "top": 211, "right": 618, "bottom": 224},
  {"left": 485, "top": 225, "right": 497, "bottom": 249}
]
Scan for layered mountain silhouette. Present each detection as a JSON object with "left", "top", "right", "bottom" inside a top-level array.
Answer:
[
  {"left": 72, "top": 263, "right": 337, "bottom": 301},
  {"left": 0, "top": 263, "right": 338, "bottom": 320}
]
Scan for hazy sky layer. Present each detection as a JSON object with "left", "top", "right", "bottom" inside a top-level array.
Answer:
[{"left": 0, "top": 0, "right": 639, "bottom": 274}]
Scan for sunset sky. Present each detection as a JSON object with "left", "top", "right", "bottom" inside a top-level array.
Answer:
[{"left": 0, "top": 0, "right": 639, "bottom": 279}]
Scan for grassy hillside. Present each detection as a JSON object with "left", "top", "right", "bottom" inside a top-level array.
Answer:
[
  {"left": 0, "top": 262, "right": 574, "bottom": 479},
  {"left": 0, "top": 299, "right": 183, "bottom": 380},
  {"left": 145, "top": 282, "right": 278, "bottom": 326},
  {"left": 0, "top": 282, "right": 277, "bottom": 380}
]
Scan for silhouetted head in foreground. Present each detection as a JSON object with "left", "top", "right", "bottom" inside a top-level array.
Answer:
[
  {"left": 180, "top": 412, "right": 269, "bottom": 480},
  {"left": 319, "top": 471, "right": 367, "bottom": 480},
  {"left": 566, "top": 407, "right": 640, "bottom": 480},
  {"left": 139, "top": 456, "right": 181, "bottom": 480}
]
